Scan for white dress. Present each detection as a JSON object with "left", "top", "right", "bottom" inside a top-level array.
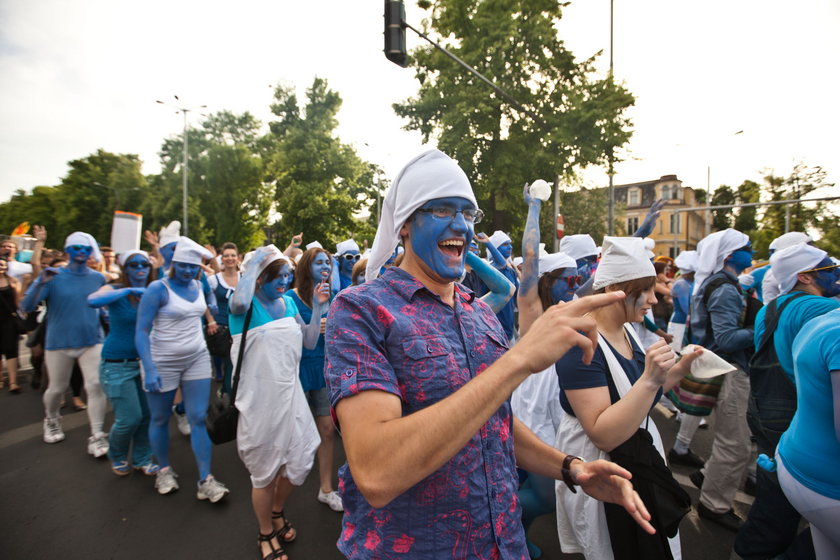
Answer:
[{"left": 232, "top": 313, "right": 320, "bottom": 488}]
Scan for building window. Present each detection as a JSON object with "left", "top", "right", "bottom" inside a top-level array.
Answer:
[
  {"left": 628, "top": 217, "right": 639, "bottom": 233},
  {"left": 670, "top": 213, "right": 681, "bottom": 233},
  {"left": 661, "top": 185, "right": 670, "bottom": 200},
  {"left": 669, "top": 246, "right": 678, "bottom": 259},
  {"left": 628, "top": 189, "right": 639, "bottom": 206}
]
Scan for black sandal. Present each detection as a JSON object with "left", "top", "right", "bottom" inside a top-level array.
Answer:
[
  {"left": 271, "top": 510, "right": 296, "bottom": 543},
  {"left": 257, "top": 531, "right": 286, "bottom": 560}
]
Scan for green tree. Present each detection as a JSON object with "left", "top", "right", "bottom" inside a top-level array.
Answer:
[
  {"left": 733, "top": 180, "right": 760, "bottom": 233},
  {"left": 710, "top": 185, "right": 736, "bottom": 231},
  {"left": 393, "top": 0, "right": 635, "bottom": 244},
  {"left": 264, "top": 78, "right": 379, "bottom": 248}
]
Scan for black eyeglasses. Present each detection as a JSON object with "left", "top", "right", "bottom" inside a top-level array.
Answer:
[
  {"left": 341, "top": 254, "right": 361, "bottom": 262},
  {"left": 415, "top": 206, "right": 485, "bottom": 224},
  {"left": 126, "top": 261, "right": 151, "bottom": 269}
]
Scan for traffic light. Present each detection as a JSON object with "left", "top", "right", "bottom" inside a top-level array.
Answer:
[{"left": 384, "top": 1, "right": 407, "bottom": 67}]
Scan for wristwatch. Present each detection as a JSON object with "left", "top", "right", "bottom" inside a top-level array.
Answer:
[{"left": 562, "top": 455, "right": 584, "bottom": 494}]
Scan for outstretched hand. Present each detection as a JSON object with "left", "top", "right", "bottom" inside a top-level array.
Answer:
[
  {"left": 523, "top": 182, "right": 538, "bottom": 205},
  {"left": 33, "top": 224, "right": 47, "bottom": 243},
  {"left": 143, "top": 230, "right": 159, "bottom": 249},
  {"left": 635, "top": 199, "right": 666, "bottom": 238},
  {"left": 571, "top": 459, "right": 655, "bottom": 535},
  {"left": 291, "top": 232, "right": 303, "bottom": 248},
  {"left": 314, "top": 280, "right": 331, "bottom": 306}
]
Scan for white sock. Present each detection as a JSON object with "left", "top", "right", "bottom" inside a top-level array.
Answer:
[{"left": 673, "top": 439, "right": 690, "bottom": 455}]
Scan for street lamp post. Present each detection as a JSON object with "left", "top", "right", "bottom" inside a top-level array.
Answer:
[{"left": 156, "top": 97, "right": 206, "bottom": 236}]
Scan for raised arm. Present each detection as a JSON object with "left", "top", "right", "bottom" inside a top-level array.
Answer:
[
  {"left": 135, "top": 281, "right": 167, "bottom": 392},
  {"left": 480, "top": 234, "right": 507, "bottom": 270},
  {"left": 465, "top": 249, "right": 514, "bottom": 314},
  {"left": 228, "top": 250, "right": 268, "bottom": 316},
  {"left": 633, "top": 199, "right": 665, "bottom": 238},
  {"left": 30, "top": 225, "right": 47, "bottom": 276},
  {"left": 517, "top": 183, "right": 543, "bottom": 336},
  {"left": 331, "top": 291, "right": 626, "bottom": 508}
]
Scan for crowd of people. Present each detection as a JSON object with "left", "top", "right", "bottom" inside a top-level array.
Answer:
[{"left": 0, "top": 149, "right": 838, "bottom": 560}]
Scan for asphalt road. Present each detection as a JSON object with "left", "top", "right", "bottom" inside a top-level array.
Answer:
[{"left": 1, "top": 363, "right": 754, "bottom": 560}]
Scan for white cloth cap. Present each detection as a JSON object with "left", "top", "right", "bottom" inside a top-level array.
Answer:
[
  {"left": 254, "top": 244, "right": 288, "bottom": 277},
  {"left": 64, "top": 232, "right": 102, "bottom": 263},
  {"left": 769, "top": 231, "right": 811, "bottom": 252},
  {"left": 336, "top": 239, "right": 360, "bottom": 256},
  {"left": 489, "top": 230, "right": 511, "bottom": 248},
  {"left": 693, "top": 229, "right": 750, "bottom": 295},
  {"left": 559, "top": 234, "right": 598, "bottom": 261},
  {"left": 172, "top": 236, "right": 212, "bottom": 265},
  {"left": 512, "top": 256, "right": 523, "bottom": 267},
  {"left": 643, "top": 237, "right": 656, "bottom": 259},
  {"left": 117, "top": 249, "right": 150, "bottom": 267},
  {"left": 592, "top": 237, "right": 655, "bottom": 290},
  {"left": 366, "top": 150, "right": 477, "bottom": 281},
  {"left": 674, "top": 250, "right": 698, "bottom": 273},
  {"left": 158, "top": 221, "right": 181, "bottom": 248},
  {"left": 770, "top": 242, "right": 827, "bottom": 295},
  {"left": 538, "top": 252, "right": 577, "bottom": 278},
  {"left": 305, "top": 241, "right": 323, "bottom": 250}
]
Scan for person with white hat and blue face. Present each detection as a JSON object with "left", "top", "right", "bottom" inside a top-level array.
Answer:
[
  {"left": 21, "top": 232, "right": 110, "bottom": 456},
  {"left": 760, "top": 231, "right": 813, "bottom": 304},
  {"left": 325, "top": 150, "right": 656, "bottom": 559},
  {"left": 135, "top": 236, "right": 229, "bottom": 503},
  {"left": 334, "top": 239, "right": 361, "bottom": 293},
  {"left": 734, "top": 242, "right": 840, "bottom": 559},
  {"left": 479, "top": 229, "right": 519, "bottom": 340},
  {"left": 87, "top": 250, "right": 158, "bottom": 476}
]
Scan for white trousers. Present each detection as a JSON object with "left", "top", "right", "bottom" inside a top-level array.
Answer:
[{"left": 44, "top": 345, "right": 105, "bottom": 435}]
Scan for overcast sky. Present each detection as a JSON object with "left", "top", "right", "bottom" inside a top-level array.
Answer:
[{"left": 1, "top": 0, "right": 838, "bottom": 206}]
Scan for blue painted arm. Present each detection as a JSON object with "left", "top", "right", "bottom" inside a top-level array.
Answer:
[
  {"left": 21, "top": 270, "right": 56, "bottom": 313},
  {"left": 517, "top": 184, "right": 543, "bottom": 335},
  {"left": 297, "top": 288, "right": 329, "bottom": 350},
  {"left": 634, "top": 199, "right": 665, "bottom": 238},
  {"left": 201, "top": 273, "right": 218, "bottom": 315},
  {"left": 135, "top": 281, "right": 168, "bottom": 392},
  {"left": 229, "top": 249, "right": 272, "bottom": 316},
  {"left": 88, "top": 286, "right": 145, "bottom": 308},
  {"left": 465, "top": 252, "right": 514, "bottom": 314},
  {"left": 707, "top": 284, "right": 754, "bottom": 352},
  {"left": 482, "top": 238, "right": 507, "bottom": 270}
]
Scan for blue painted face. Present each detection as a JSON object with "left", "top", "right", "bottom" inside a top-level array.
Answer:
[
  {"left": 813, "top": 257, "right": 840, "bottom": 297},
  {"left": 160, "top": 242, "right": 177, "bottom": 266},
  {"left": 726, "top": 246, "right": 753, "bottom": 274},
  {"left": 260, "top": 263, "right": 292, "bottom": 300},
  {"left": 576, "top": 256, "right": 597, "bottom": 281},
  {"left": 125, "top": 254, "right": 151, "bottom": 285},
  {"left": 550, "top": 268, "right": 580, "bottom": 304},
  {"left": 408, "top": 196, "right": 475, "bottom": 282},
  {"left": 172, "top": 261, "right": 200, "bottom": 283},
  {"left": 338, "top": 250, "right": 360, "bottom": 277},
  {"left": 310, "top": 252, "right": 332, "bottom": 283},
  {"left": 498, "top": 241, "right": 513, "bottom": 260},
  {"left": 66, "top": 245, "right": 93, "bottom": 264}
]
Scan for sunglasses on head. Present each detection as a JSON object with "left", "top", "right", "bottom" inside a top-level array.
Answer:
[
  {"left": 341, "top": 254, "right": 361, "bottom": 262},
  {"left": 126, "top": 261, "right": 151, "bottom": 269}
]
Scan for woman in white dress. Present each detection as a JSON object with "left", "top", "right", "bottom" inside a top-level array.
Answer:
[{"left": 228, "top": 245, "right": 327, "bottom": 560}]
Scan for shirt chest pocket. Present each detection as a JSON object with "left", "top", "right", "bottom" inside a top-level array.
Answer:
[{"left": 399, "top": 336, "right": 457, "bottom": 407}]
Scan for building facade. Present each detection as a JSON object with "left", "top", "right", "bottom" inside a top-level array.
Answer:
[{"left": 612, "top": 175, "right": 706, "bottom": 258}]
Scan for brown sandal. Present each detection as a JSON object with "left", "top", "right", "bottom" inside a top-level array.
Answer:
[
  {"left": 257, "top": 531, "right": 287, "bottom": 560},
  {"left": 271, "top": 510, "right": 296, "bottom": 543}
]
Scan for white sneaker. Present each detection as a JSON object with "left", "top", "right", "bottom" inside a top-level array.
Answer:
[
  {"left": 196, "top": 475, "right": 229, "bottom": 503},
  {"left": 318, "top": 489, "right": 344, "bottom": 512},
  {"left": 43, "top": 418, "right": 65, "bottom": 444},
  {"left": 155, "top": 467, "right": 179, "bottom": 495},
  {"left": 172, "top": 405, "right": 191, "bottom": 436},
  {"left": 87, "top": 432, "right": 109, "bottom": 458}
]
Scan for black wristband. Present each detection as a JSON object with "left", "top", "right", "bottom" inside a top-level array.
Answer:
[{"left": 562, "top": 455, "right": 584, "bottom": 494}]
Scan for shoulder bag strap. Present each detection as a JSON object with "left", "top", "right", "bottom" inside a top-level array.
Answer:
[{"left": 229, "top": 303, "right": 254, "bottom": 405}]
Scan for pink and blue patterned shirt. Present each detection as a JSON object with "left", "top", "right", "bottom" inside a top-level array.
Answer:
[{"left": 325, "top": 267, "right": 527, "bottom": 559}]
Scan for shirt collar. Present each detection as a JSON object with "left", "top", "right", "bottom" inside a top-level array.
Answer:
[{"left": 382, "top": 267, "right": 474, "bottom": 305}]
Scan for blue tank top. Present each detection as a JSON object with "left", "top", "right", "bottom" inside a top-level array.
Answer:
[
  {"left": 102, "top": 294, "right": 139, "bottom": 360},
  {"left": 287, "top": 289, "right": 329, "bottom": 391}
]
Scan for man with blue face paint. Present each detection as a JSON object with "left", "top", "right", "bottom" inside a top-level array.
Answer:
[
  {"left": 334, "top": 239, "right": 361, "bottom": 293},
  {"left": 21, "top": 232, "right": 108, "bottom": 455},
  {"left": 486, "top": 230, "right": 520, "bottom": 341},
  {"left": 325, "top": 150, "right": 656, "bottom": 559},
  {"left": 735, "top": 242, "right": 839, "bottom": 560},
  {"left": 760, "top": 232, "right": 814, "bottom": 304},
  {"left": 689, "top": 228, "right": 759, "bottom": 532}
]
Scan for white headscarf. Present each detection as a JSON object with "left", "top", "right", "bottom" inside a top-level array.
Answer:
[
  {"left": 158, "top": 221, "right": 181, "bottom": 248},
  {"left": 674, "top": 250, "right": 698, "bottom": 273},
  {"left": 489, "top": 230, "right": 512, "bottom": 248},
  {"left": 64, "top": 232, "right": 102, "bottom": 263},
  {"left": 305, "top": 241, "right": 323, "bottom": 250},
  {"left": 117, "top": 249, "right": 150, "bottom": 267},
  {"left": 643, "top": 237, "right": 656, "bottom": 259},
  {"left": 770, "top": 242, "right": 827, "bottom": 295},
  {"left": 254, "top": 244, "right": 289, "bottom": 277},
  {"left": 172, "top": 236, "right": 212, "bottom": 266},
  {"left": 366, "top": 150, "right": 477, "bottom": 281},
  {"left": 592, "top": 237, "right": 656, "bottom": 290},
  {"left": 559, "top": 234, "right": 598, "bottom": 261},
  {"left": 769, "top": 231, "right": 811, "bottom": 252},
  {"left": 336, "top": 239, "right": 360, "bottom": 256},
  {"left": 538, "top": 252, "right": 577, "bottom": 278},
  {"left": 693, "top": 228, "right": 750, "bottom": 295}
]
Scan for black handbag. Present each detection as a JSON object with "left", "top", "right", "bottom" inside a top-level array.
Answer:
[
  {"left": 205, "top": 324, "right": 232, "bottom": 357},
  {"left": 205, "top": 304, "right": 252, "bottom": 445}
]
